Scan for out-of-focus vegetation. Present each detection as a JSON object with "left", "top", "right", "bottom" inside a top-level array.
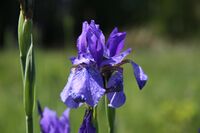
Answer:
[
  {"left": 0, "top": 0, "right": 200, "bottom": 48},
  {"left": 0, "top": 41, "right": 200, "bottom": 132}
]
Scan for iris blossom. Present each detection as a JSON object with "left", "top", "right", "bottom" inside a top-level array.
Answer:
[
  {"left": 60, "top": 20, "right": 148, "bottom": 108},
  {"left": 39, "top": 106, "right": 70, "bottom": 133}
]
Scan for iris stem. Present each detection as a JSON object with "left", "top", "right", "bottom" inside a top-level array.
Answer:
[
  {"left": 103, "top": 75, "right": 116, "bottom": 133},
  {"left": 105, "top": 97, "right": 115, "bottom": 133},
  {"left": 93, "top": 107, "right": 99, "bottom": 133},
  {"left": 26, "top": 115, "right": 33, "bottom": 133}
]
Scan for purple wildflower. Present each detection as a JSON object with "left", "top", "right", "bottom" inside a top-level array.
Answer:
[
  {"left": 79, "top": 109, "right": 96, "bottom": 133},
  {"left": 60, "top": 20, "right": 148, "bottom": 109},
  {"left": 39, "top": 107, "right": 70, "bottom": 133}
]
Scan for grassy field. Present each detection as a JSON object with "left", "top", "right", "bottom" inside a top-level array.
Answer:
[{"left": 0, "top": 44, "right": 200, "bottom": 133}]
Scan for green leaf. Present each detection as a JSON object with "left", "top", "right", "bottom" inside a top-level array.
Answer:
[{"left": 24, "top": 42, "right": 35, "bottom": 116}]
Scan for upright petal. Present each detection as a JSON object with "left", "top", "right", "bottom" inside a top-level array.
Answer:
[
  {"left": 87, "top": 28, "right": 104, "bottom": 65},
  {"left": 131, "top": 61, "right": 148, "bottom": 90},
  {"left": 79, "top": 109, "right": 96, "bottom": 133},
  {"left": 107, "top": 28, "right": 126, "bottom": 57},
  {"left": 77, "top": 21, "right": 89, "bottom": 54},
  {"left": 60, "top": 65, "right": 105, "bottom": 108},
  {"left": 39, "top": 107, "right": 70, "bottom": 133},
  {"left": 40, "top": 108, "right": 61, "bottom": 133},
  {"left": 60, "top": 108, "right": 70, "bottom": 133}
]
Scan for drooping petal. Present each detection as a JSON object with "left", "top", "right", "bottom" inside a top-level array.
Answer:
[
  {"left": 107, "top": 28, "right": 126, "bottom": 57},
  {"left": 60, "top": 65, "right": 105, "bottom": 108},
  {"left": 131, "top": 61, "right": 148, "bottom": 90},
  {"left": 79, "top": 109, "right": 96, "bottom": 133},
  {"left": 77, "top": 21, "right": 89, "bottom": 54},
  {"left": 107, "top": 91, "right": 126, "bottom": 108},
  {"left": 101, "top": 48, "right": 131, "bottom": 66},
  {"left": 60, "top": 68, "right": 81, "bottom": 108},
  {"left": 106, "top": 70, "right": 126, "bottom": 108}
]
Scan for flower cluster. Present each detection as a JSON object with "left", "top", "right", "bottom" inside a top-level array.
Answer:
[{"left": 60, "top": 20, "right": 148, "bottom": 109}]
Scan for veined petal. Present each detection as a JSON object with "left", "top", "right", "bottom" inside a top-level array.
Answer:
[
  {"left": 60, "top": 68, "right": 80, "bottom": 108},
  {"left": 60, "top": 65, "right": 105, "bottom": 108},
  {"left": 101, "top": 48, "right": 131, "bottom": 66},
  {"left": 79, "top": 109, "right": 96, "bottom": 133},
  {"left": 131, "top": 61, "right": 148, "bottom": 90},
  {"left": 70, "top": 53, "right": 94, "bottom": 65},
  {"left": 107, "top": 28, "right": 126, "bottom": 57},
  {"left": 107, "top": 91, "right": 126, "bottom": 108}
]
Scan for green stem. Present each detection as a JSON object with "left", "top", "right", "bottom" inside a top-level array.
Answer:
[
  {"left": 93, "top": 107, "right": 99, "bottom": 133},
  {"left": 105, "top": 97, "right": 115, "bottom": 133},
  {"left": 26, "top": 115, "right": 33, "bottom": 133},
  {"left": 103, "top": 75, "right": 116, "bottom": 133}
]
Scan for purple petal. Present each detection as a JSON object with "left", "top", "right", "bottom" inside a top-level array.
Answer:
[
  {"left": 107, "top": 28, "right": 126, "bottom": 57},
  {"left": 60, "top": 65, "right": 105, "bottom": 108},
  {"left": 60, "top": 68, "right": 81, "bottom": 108},
  {"left": 87, "top": 23, "right": 104, "bottom": 65},
  {"left": 70, "top": 53, "right": 94, "bottom": 65},
  {"left": 106, "top": 70, "right": 126, "bottom": 108},
  {"left": 101, "top": 48, "right": 131, "bottom": 66},
  {"left": 107, "top": 91, "right": 126, "bottom": 108},
  {"left": 83, "top": 66, "right": 105, "bottom": 106},
  {"left": 77, "top": 21, "right": 89, "bottom": 54},
  {"left": 40, "top": 107, "right": 70, "bottom": 133},
  {"left": 107, "top": 69, "right": 123, "bottom": 93},
  {"left": 40, "top": 107, "right": 59, "bottom": 133},
  {"left": 79, "top": 109, "right": 96, "bottom": 133},
  {"left": 59, "top": 108, "right": 70, "bottom": 133},
  {"left": 131, "top": 61, "right": 148, "bottom": 90}
]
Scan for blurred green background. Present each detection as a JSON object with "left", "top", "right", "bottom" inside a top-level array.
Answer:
[{"left": 0, "top": 0, "right": 200, "bottom": 133}]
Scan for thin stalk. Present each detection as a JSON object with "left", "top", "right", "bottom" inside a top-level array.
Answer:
[
  {"left": 105, "top": 97, "right": 115, "bottom": 133},
  {"left": 26, "top": 116, "right": 33, "bottom": 133},
  {"left": 93, "top": 107, "right": 99, "bottom": 133},
  {"left": 103, "top": 75, "right": 116, "bottom": 133}
]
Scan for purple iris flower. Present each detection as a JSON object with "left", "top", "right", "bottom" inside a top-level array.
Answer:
[
  {"left": 79, "top": 109, "right": 96, "bottom": 133},
  {"left": 39, "top": 107, "right": 70, "bottom": 133},
  {"left": 60, "top": 20, "right": 148, "bottom": 109}
]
